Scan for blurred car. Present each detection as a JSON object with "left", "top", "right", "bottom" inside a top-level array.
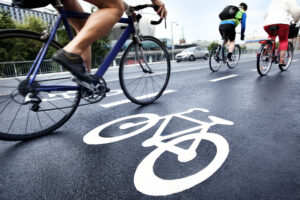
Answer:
[{"left": 175, "top": 46, "right": 209, "bottom": 62}]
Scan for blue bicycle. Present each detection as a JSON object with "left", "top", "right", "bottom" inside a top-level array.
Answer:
[{"left": 0, "top": 2, "right": 170, "bottom": 140}]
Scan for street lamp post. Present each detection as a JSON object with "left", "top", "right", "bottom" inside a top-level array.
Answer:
[{"left": 171, "top": 22, "right": 178, "bottom": 60}]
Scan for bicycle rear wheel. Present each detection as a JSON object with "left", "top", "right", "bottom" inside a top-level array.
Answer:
[
  {"left": 227, "top": 45, "right": 241, "bottom": 69},
  {"left": 257, "top": 44, "right": 272, "bottom": 76},
  {"left": 119, "top": 36, "right": 171, "bottom": 105},
  {"left": 0, "top": 29, "right": 81, "bottom": 140},
  {"left": 279, "top": 42, "right": 293, "bottom": 71},
  {"left": 209, "top": 45, "right": 222, "bottom": 72}
]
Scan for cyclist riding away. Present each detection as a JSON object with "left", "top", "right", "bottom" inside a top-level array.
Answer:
[
  {"left": 264, "top": 0, "right": 300, "bottom": 67},
  {"left": 53, "top": 0, "right": 167, "bottom": 85},
  {"left": 219, "top": 3, "right": 247, "bottom": 62}
]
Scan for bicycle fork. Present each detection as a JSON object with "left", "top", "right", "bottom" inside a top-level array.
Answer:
[{"left": 133, "top": 34, "right": 153, "bottom": 74}]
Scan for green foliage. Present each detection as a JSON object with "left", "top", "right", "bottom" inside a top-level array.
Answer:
[
  {"left": 0, "top": 11, "right": 112, "bottom": 72},
  {"left": 91, "top": 35, "right": 111, "bottom": 68},
  {"left": 16, "top": 15, "right": 47, "bottom": 32},
  {"left": 0, "top": 10, "right": 16, "bottom": 29},
  {"left": 208, "top": 41, "right": 219, "bottom": 52}
]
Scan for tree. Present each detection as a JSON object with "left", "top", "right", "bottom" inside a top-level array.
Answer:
[
  {"left": 16, "top": 15, "right": 47, "bottom": 32},
  {"left": 0, "top": 11, "right": 111, "bottom": 72},
  {"left": 207, "top": 41, "right": 219, "bottom": 52},
  {"left": 0, "top": 10, "right": 16, "bottom": 29}
]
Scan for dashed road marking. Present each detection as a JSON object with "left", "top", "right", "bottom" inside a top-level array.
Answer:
[
  {"left": 100, "top": 90, "right": 176, "bottom": 108},
  {"left": 209, "top": 75, "right": 238, "bottom": 82}
]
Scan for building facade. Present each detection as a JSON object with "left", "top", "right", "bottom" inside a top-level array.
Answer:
[{"left": 0, "top": 0, "right": 58, "bottom": 25}]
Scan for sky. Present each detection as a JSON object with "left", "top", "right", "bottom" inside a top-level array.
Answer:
[
  {"left": 80, "top": 0, "right": 274, "bottom": 43},
  {"left": 4, "top": 0, "right": 300, "bottom": 44}
]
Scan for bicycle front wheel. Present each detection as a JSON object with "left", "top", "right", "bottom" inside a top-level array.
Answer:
[
  {"left": 0, "top": 29, "right": 81, "bottom": 140},
  {"left": 257, "top": 44, "right": 272, "bottom": 76},
  {"left": 119, "top": 36, "right": 171, "bottom": 105},
  {"left": 227, "top": 45, "right": 241, "bottom": 69},
  {"left": 209, "top": 45, "right": 222, "bottom": 72},
  {"left": 279, "top": 42, "right": 293, "bottom": 71}
]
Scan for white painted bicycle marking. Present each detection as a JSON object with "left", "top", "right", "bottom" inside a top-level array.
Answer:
[{"left": 83, "top": 108, "right": 234, "bottom": 196}]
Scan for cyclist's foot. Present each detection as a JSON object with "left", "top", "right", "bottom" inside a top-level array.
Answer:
[
  {"left": 53, "top": 49, "right": 92, "bottom": 83},
  {"left": 226, "top": 53, "right": 232, "bottom": 62},
  {"left": 226, "top": 57, "right": 233, "bottom": 62},
  {"left": 279, "top": 60, "right": 286, "bottom": 67}
]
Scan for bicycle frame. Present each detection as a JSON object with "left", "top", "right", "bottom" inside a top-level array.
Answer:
[{"left": 27, "top": 6, "right": 136, "bottom": 92}]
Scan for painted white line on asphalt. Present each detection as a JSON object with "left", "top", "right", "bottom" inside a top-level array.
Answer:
[
  {"left": 293, "top": 59, "right": 299, "bottom": 62},
  {"left": 251, "top": 69, "right": 257, "bottom": 72},
  {"left": 210, "top": 75, "right": 238, "bottom": 82},
  {"left": 100, "top": 90, "right": 176, "bottom": 108},
  {"left": 106, "top": 66, "right": 208, "bottom": 83}
]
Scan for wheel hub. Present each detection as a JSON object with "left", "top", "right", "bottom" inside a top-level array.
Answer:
[{"left": 18, "top": 80, "right": 40, "bottom": 97}]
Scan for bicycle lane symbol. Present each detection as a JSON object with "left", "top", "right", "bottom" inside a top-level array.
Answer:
[{"left": 83, "top": 108, "right": 234, "bottom": 196}]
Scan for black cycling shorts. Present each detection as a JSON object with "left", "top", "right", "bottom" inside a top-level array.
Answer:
[{"left": 219, "top": 24, "right": 236, "bottom": 41}]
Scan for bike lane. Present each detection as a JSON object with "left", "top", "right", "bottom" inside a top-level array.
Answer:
[{"left": 0, "top": 54, "right": 300, "bottom": 199}]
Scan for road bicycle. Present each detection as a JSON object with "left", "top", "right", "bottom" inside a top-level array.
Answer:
[
  {"left": 209, "top": 34, "right": 241, "bottom": 72},
  {"left": 0, "top": 1, "right": 171, "bottom": 141},
  {"left": 83, "top": 108, "right": 234, "bottom": 196},
  {"left": 256, "top": 23, "right": 298, "bottom": 76}
]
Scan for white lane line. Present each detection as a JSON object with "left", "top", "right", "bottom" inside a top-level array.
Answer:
[
  {"left": 106, "top": 66, "right": 208, "bottom": 83},
  {"left": 251, "top": 69, "right": 257, "bottom": 72},
  {"left": 210, "top": 74, "right": 238, "bottom": 82},
  {"left": 100, "top": 90, "right": 176, "bottom": 108},
  {"left": 293, "top": 59, "right": 299, "bottom": 62}
]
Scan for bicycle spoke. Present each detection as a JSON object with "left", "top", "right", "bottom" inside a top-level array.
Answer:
[
  {"left": 7, "top": 104, "right": 22, "bottom": 134},
  {"left": 46, "top": 100, "right": 66, "bottom": 114},
  {"left": 25, "top": 105, "right": 31, "bottom": 134},
  {"left": 41, "top": 108, "right": 56, "bottom": 123},
  {"left": 120, "top": 36, "right": 170, "bottom": 105},
  {"left": 140, "top": 77, "right": 148, "bottom": 97},
  {"left": 36, "top": 112, "right": 43, "bottom": 130},
  {"left": 0, "top": 31, "right": 81, "bottom": 140},
  {"left": 0, "top": 86, "right": 17, "bottom": 88},
  {"left": 150, "top": 76, "right": 156, "bottom": 93},
  {"left": 0, "top": 98, "right": 13, "bottom": 115},
  {"left": 126, "top": 76, "right": 144, "bottom": 87},
  {"left": 149, "top": 75, "right": 162, "bottom": 91}
]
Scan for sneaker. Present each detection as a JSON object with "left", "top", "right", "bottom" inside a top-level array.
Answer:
[
  {"left": 53, "top": 49, "right": 92, "bottom": 83},
  {"left": 278, "top": 60, "right": 286, "bottom": 67},
  {"left": 226, "top": 53, "right": 232, "bottom": 62},
  {"left": 226, "top": 57, "right": 233, "bottom": 62}
]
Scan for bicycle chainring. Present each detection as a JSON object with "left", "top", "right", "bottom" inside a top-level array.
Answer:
[{"left": 81, "top": 76, "right": 109, "bottom": 104}]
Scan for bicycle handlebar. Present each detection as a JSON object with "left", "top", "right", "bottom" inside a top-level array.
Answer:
[{"left": 129, "top": 4, "right": 164, "bottom": 26}]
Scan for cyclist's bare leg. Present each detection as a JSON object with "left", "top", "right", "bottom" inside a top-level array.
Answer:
[
  {"left": 227, "top": 41, "right": 235, "bottom": 53},
  {"left": 279, "top": 50, "right": 287, "bottom": 63},
  {"left": 62, "top": 0, "right": 92, "bottom": 73},
  {"left": 63, "top": 0, "right": 125, "bottom": 57}
]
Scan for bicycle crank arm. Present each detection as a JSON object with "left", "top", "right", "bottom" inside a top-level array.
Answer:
[{"left": 72, "top": 78, "right": 97, "bottom": 92}]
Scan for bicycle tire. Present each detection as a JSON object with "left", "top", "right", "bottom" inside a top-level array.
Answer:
[
  {"left": 279, "top": 42, "right": 293, "bottom": 71},
  {"left": 257, "top": 43, "right": 272, "bottom": 76},
  {"left": 227, "top": 45, "right": 241, "bottom": 69},
  {"left": 119, "top": 36, "right": 171, "bottom": 105},
  {"left": 209, "top": 45, "right": 222, "bottom": 72},
  {"left": 0, "top": 29, "right": 81, "bottom": 141}
]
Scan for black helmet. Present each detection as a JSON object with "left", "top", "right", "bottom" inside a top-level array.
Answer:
[{"left": 239, "top": 2, "right": 248, "bottom": 11}]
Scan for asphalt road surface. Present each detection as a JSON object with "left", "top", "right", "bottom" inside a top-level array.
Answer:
[{"left": 0, "top": 53, "right": 300, "bottom": 200}]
